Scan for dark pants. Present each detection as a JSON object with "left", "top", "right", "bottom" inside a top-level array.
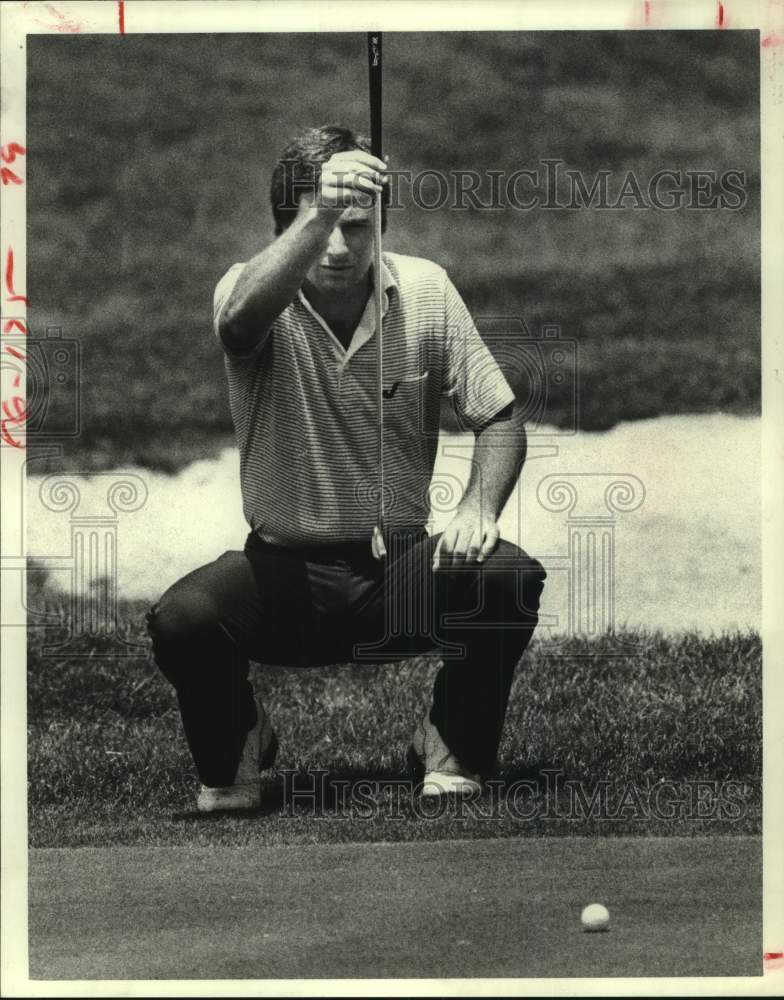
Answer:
[{"left": 146, "top": 528, "right": 545, "bottom": 786}]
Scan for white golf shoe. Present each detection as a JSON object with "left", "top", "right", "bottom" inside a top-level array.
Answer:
[
  {"left": 197, "top": 693, "right": 278, "bottom": 813},
  {"left": 409, "top": 715, "right": 481, "bottom": 798}
]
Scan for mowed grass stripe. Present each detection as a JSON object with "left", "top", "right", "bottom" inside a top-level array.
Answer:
[{"left": 28, "top": 836, "right": 762, "bottom": 979}]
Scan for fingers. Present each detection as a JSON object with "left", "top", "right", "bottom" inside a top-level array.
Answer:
[
  {"left": 477, "top": 523, "right": 499, "bottom": 564},
  {"left": 452, "top": 523, "right": 482, "bottom": 568},
  {"left": 350, "top": 170, "right": 385, "bottom": 195},
  {"left": 319, "top": 170, "right": 386, "bottom": 209},
  {"left": 335, "top": 167, "right": 385, "bottom": 190},
  {"left": 432, "top": 523, "right": 479, "bottom": 570},
  {"left": 464, "top": 525, "right": 483, "bottom": 567},
  {"left": 321, "top": 173, "right": 382, "bottom": 194},
  {"left": 318, "top": 150, "right": 389, "bottom": 212},
  {"left": 433, "top": 521, "right": 499, "bottom": 571},
  {"left": 431, "top": 535, "right": 442, "bottom": 571},
  {"left": 327, "top": 154, "right": 388, "bottom": 188},
  {"left": 433, "top": 524, "right": 457, "bottom": 570},
  {"left": 331, "top": 150, "right": 387, "bottom": 173},
  {"left": 372, "top": 525, "right": 387, "bottom": 561},
  {"left": 326, "top": 154, "right": 388, "bottom": 188}
]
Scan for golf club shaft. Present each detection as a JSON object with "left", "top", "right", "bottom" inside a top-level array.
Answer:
[
  {"left": 368, "top": 33, "right": 382, "bottom": 159},
  {"left": 373, "top": 191, "right": 384, "bottom": 531},
  {"left": 368, "top": 33, "right": 385, "bottom": 538}
]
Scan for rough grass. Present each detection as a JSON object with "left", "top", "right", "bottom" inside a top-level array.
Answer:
[
  {"left": 26, "top": 586, "right": 761, "bottom": 848},
  {"left": 25, "top": 30, "right": 760, "bottom": 473}
]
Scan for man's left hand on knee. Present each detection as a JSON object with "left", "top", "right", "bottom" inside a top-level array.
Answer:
[{"left": 432, "top": 502, "right": 500, "bottom": 571}]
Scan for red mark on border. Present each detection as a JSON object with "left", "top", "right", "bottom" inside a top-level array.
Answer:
[
  {"left": 5, "top": 249, "right": 17, "bottom": 294},
  {"left": 2, "top": 241, "right": 29, "bottom": 447},
  {"left": 1, "top": 143, "right": 26, "bottom": 187},
  {"left": 2, "top": 397, "right": 25, "bottom": 420},
  {"left": 43, "top": 4, "right": 82, "bottom": 32},
  {"left": 761, "top": 33, "right": 784, "bottom": 47},
  {"left": 1, "top": 396, "right": 27, "bottom": 448},
  {"left": 118, "top": 0, "right": 125, "bottom": 34},
  {"left": 4, "top": 249, "right": 29, "bottom": 306},
  {"left": 717, "top": 2, "right": 725, "bottom": 28},
  {"left": 644, "top": 1, "right": 650, "bottom": 25},
  {"left": 0, "top": 143, "right": 26, "bottom": 164},
  {"left": 1, "top": 168, "right": 23, "bottom": 187}
]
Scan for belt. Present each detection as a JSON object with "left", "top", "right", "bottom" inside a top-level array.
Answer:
[{"left": 245, "top": 527, "right": 429, "bottom": 565}]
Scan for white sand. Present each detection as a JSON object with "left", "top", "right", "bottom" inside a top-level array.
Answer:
[{"left": 27, "top": 413, "right": 760, "bottom": 635}]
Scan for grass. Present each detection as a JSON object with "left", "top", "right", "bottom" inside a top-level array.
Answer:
[
  {"left": 25, "top": 30, "right": 760, "bottom": 473},
  {"left": 28, "top": 838, "right": 763, "bottom": 979},
  {"left": 26, "top": 583, "right": 761, "bottom": 848}
]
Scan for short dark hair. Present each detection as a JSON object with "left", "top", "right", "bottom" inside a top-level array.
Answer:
[{"left": 270, "top": 124, "right": 389, "bottom": 236}]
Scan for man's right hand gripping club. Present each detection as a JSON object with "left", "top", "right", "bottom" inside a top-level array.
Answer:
[{"left": 316, "top": 149, "right": 387, "bottom": 213}]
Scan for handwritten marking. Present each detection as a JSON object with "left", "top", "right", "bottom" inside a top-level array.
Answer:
[
  {"left": 0, "top": 142, "right": 26, "bottom": 187},
  {"left": 43, "top": 4, "right": 82, "bottom": 32},
  {"left": 118, "top": 0, "right": 125, "bottom": 34},
  {"left": 717, "top": 2, "right": 725, "bottom": 27},
  {"left": 1, "top": 395, "right": 26, "bottom": 448},
  {"left": 4, "top": 248, "right": 28, "bottom": 305},
  {"left": 1, "top": 168, "right": 23, "bottom": 186},
  {"left": 3, "top": 319, "right": 27, "bottom": 335},
  {"left": 0, "top": 143, "right": 26, "bottom": 164},
  {"left": 1, "top": 234, "right": 28, "bottom": 447}
]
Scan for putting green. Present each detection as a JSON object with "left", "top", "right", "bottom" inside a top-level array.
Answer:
[{"left": 28, "top": 835, "right": 761, "bottom": 980}]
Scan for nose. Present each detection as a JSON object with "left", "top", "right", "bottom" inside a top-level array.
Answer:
[{"left": 326, "top": 226, "right": 350, "bottom": 260}]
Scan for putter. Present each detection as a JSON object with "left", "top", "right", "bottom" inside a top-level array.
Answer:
[{"left": 368, "top": 32, "right": 387, "bottom": 561}]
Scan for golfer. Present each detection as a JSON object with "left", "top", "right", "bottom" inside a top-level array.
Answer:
[{"left": 146, "top": 126, "right": 546, "bottom": 812}]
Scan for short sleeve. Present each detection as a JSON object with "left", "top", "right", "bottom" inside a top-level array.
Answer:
[
  {"left": 213, "top": 262, "right": 268, "bottom": 361},
  {"left": 213, "top": 264, "right": 244, "bottom": 337},
  {"left": 442, "top": 272, "right": 516, "bottom": 428}
]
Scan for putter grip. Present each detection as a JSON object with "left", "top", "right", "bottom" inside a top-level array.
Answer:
[{"left": 368, "top": 33, "right": 382, "bottom": 158}]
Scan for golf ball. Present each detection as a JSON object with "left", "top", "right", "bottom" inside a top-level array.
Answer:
[{"left": 581, "top": 903, "right": 610, "bottom": 932}]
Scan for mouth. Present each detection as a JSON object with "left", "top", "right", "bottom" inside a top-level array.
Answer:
[{"left": 321, "top": 264, "right": 352, "bottom": 271}]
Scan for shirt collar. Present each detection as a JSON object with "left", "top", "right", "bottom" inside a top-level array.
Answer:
[
  {"left": 297, "top": 256, "right": 398, "bottom": 317},
  {"left": 376, "top": 256, "right": 398, "bottom": 312},
  {"left": 297, "top": 256, "right": 398, "bottom": 364}
]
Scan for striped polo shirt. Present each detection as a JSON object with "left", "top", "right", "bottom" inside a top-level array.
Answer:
[{"left": 213, "top": 252, "right": 515, "bottom": 546}]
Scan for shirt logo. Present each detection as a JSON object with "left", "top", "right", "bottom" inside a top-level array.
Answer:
[{"left": 383, "top": 370, "right": 429, "bottom": 399}]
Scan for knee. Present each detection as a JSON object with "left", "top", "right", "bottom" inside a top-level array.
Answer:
[
  {"left": 482, "top": 541, "right": 546, "bottom": 616},
  {"left": 146, "top": 584, "right": 222, "bottom": 669}
]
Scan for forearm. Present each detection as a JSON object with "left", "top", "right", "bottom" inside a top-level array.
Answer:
[
  {"left": 219, "top": 204, "right": 337, "bottom": 355},
  {"left": 461, "top": 408, "right": 527, "bottom": 520}
]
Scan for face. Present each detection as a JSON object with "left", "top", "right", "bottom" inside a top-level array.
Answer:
[{"left": 297, "top": 196, "right": 375, "bottom": 300}]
